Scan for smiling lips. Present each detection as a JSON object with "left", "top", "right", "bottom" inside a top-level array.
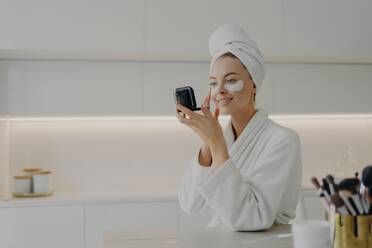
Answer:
[{"left": 217, "top": 97, "right": 234, "bottom": 106}]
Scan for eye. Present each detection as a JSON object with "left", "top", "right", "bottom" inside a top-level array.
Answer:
[
  {"left": 209, "top": 82, "right": 217, "bottom": 87},
  {"left": 226, "top": 79, "right": 237, "bottom": 84}
]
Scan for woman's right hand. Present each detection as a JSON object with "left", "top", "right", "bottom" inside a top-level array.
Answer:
[
  {"left": 197, "top": 93, "right": 219, "bottom": 167},
  {"left": 176, "top": 91, "right": 221, "bottom": 166}
]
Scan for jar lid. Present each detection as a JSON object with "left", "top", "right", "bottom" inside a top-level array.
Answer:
[
  {"left": 22, "top": 168, "right": 42, "bottom": 173},
  {"left": 14, "top": 175, "right": 32, "bottom": 179},
  {"left": 34, "top": 171, "right": 52, "bottom": 175}
]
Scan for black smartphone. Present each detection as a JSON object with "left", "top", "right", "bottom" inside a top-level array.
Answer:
[{"left": 174, "top": 86, "right": 201, "bottom": 111}]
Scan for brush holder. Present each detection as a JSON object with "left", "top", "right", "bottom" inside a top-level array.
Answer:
[{"left": 334, "top": 214, "right": 372, "bottom": 248}]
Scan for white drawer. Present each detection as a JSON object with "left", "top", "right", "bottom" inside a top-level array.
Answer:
[{"left": 0, "top": 205, "right": 84, "bottom": 248}]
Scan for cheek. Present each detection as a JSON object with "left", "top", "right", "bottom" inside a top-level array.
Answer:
[
  {"left": 210, "top": 86, "right": 219, "bottom": 95},
  {"left": 211, "top": 94, "right": 218, "bottom": 103}
]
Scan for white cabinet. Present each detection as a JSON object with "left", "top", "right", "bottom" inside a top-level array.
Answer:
[
  {"left": 145, "top": 0, "right": 283, "bottom": 60},
  {"left": 85, "top": 202, "right": 178, "bottom": 248},
  {"left": 271, "top": 64, "right": 372, "bottom": 113},
  {"left": 0, "top": 190, "right": 324, "bottom": 248},
  {"left": 1, "top": 0, "right": 372, "bottom": 62},
  {"left": 1, "top": 60, "right": 143, "bottom": 115},
  {"left": 0, "top": 205, "right": 84, "bottom": 248},
  {"left": 0, "top": 66, "right": 8, "bottom": 115},
  {"left": 143, "top": 62, "right": 210, "bottom": 115},
  {"left": 0, "top": 121, "right": 9, "bottom": 199},
  {"left": 178, "top": 206, "right": 211, "bottom": 229},
  {"left": 303, "top": 195, "right": 326, "bottom": 220},
  {"left": 0, "top": 0, "right": 145, "bottom": 59},
  {"left": 283, "top": 0, "right": 372, "bottom": 63}
]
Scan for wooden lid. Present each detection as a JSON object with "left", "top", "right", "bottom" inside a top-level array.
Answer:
[
  {"left": 34, "top": 171, "right": 52, "bottom": 175},
  {"left": 22, "top": 168, "right": 42, "bottom": 173},
  {"left": 14, "top": 175, "right": 32, "bottom": 179}
]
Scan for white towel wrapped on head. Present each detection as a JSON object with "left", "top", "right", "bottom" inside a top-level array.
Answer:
[{"left": 208, "top": 24, "right": 265, "bottom": 92}]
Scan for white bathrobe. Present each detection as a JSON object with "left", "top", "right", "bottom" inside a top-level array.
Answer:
[{"left": 178, "top": 109, "right": 302, "bottom": 231}]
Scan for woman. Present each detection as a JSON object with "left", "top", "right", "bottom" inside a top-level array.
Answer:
[{"left": 176, "top": 24, "right": 302, "bottom": 231}]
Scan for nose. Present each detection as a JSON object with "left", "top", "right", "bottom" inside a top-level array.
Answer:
[{"left": 216, "top": 82, "right": 226, "bottom": 93}]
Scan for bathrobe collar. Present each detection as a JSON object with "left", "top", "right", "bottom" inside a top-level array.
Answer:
[{"left": 223, "top": 109, "right": 269, "bottom": 156}]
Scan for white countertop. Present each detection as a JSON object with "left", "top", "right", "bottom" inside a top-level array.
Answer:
[
  {"left": 0, "top": 189, "right": 316, "bottom": 208},
  {"left": 104, "top": 224, "right": 293, "bottom": 248},
  {"left": 0, "top": 190, "right": 178, "bottom": 208}
]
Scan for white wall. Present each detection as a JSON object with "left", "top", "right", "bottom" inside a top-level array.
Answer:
[
  {"left": 10, "top": 119, "right": 202, "bottom": 192},
  {"left": 8, "top": 117, "right": 372, "bottom": 192}
]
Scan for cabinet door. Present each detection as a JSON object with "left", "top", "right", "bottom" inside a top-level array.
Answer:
[
  {"left": 302, "top": 190, "right": 326, "bottom": 220},
  {"left": 0, "top": 0, "right": 145, "bottom": 58},
  {"left": 85, "top": 202, "right": 178, "bottom": 248},
  {"left": 145, "top": 0, "right": 284, "bottom": 60},
  {"left": 2, "top": 60, "right": 143, "bottom": 116},
  {"left": 0, "top": 205, "right": 84, "bottom": 248},
  {"left": 271, "top": 64, "right": 372, "bottom": 113},
  {"left": 283, "top": 0, "right": 372, "bottom": 63},
  {"left": 178, "top": 206, "right": 211, "bottom": 229},
  {"left": 0, "top": 64, "right": 8, "bottom": 115},
  {"left": 0, "top": 120, "right": 9, "bottom": 199}
]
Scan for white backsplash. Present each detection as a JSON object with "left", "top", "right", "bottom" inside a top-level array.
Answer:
[{"left": 6, "top": 116, "right": 372, "bottom": 193}]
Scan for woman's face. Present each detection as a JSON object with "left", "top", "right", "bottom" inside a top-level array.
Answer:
[{"left": 209, "top": 56, "right": 256, "bottom": 115}]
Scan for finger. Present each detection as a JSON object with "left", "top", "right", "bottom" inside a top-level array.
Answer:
[
  {"left": 176, "top": 111, "right": 197, "bottom": 126},
  {"left": 206, "top": 96, "right": 210, "bottom": 109},
  {"left": 176, "top": 104, "right": 198, "bottom": 116},
  {"left": 214, "top": 107, "right": 220, "bottom": 120},
  {"left": 206, "top": 90, "right": 211, "bottom": 107},
  {"left": 202, "top": 95, "right": 208, "bottom": 107},
  {"left": 176, "top": 104, "right": 199, "bottom": 119},
  {"left": 176, "top": 110, "right": 186, "bottom": 119},
  {"left": 202, "top": 95, "right": 210, "bottom": 109},
  {"left": 201, "top": 106, "right": 213, "bottom": 119}
]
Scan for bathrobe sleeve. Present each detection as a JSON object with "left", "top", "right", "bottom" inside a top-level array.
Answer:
[
  {"left": 197, "top": 130, "right": 301, "bottom": 231},
  {"left": 178, "top": 149, "right": 217, "bottom": 214}
]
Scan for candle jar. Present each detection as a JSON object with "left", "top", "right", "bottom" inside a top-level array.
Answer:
[
  {"left": 22, "top": 168, "right": 42, "bottom": 176},
  {"left": 33, "top": 171, "right": 52, "bottom": 193},
  {"left": 23, "top": 168, "right": 42, "bottom": 192},
  {"left": 13, "top": 176, "right": 32, "bottom": 194}
]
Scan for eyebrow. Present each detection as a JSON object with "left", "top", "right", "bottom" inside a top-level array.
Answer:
[{"left": 209, "top": 72, "right": 237, "bottom": 80}]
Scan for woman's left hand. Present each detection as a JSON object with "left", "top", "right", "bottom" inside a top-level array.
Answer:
[{"left": 176, "top": 94, "right": 225, "bottom": 152}]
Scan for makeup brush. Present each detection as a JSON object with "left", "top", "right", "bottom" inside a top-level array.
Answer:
[
  {"left": 338, "top": 177, "right": 368, "bottom": 214},
  {"left": 339, "top": 178, "right": 360, "bottom": 194},
  {"left": 330, "top": 194, "right": 349, "bottom": 215},
  {"left": 326, "top": 175, "right": 338, "bottom": 195},
  {"left": 339, "top": 191, "right": 357, "bottom": 216},
  {"left": 311, "top": 177, "right": 330, "bottom": 211},
  {"left": 322, "top": 178, "right": 331, "bottom": 196}
]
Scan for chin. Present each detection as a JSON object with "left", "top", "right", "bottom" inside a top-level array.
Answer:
[{"left": 218, "top": 106, "right": 233, "bottom": 115}]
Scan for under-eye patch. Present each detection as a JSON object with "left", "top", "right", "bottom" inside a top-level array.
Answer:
[
  {"left": 209, "top": 80, "right": 244, "bottom": 93},
  {"left": 224, "top": 80, "right": 244, "bottom": 92}
]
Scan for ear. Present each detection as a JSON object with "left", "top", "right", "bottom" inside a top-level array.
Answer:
[{"left": 252, "top": 84, "right": 257, "bottom": 101}]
